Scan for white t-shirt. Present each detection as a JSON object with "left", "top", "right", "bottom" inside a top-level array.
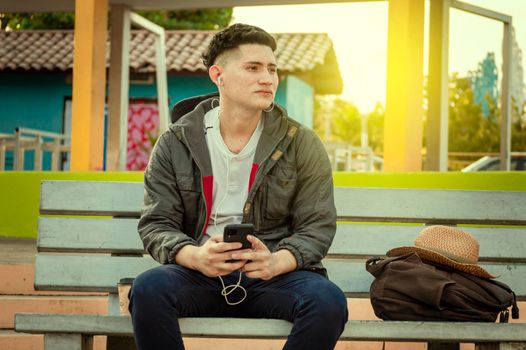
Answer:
[{"left": 199, "top": 107, "right": 263, "bottom": 244}]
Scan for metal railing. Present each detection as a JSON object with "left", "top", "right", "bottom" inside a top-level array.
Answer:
[
  {"left": 0, "top": 128, "right": 70, "bottom": 171},
  {"left": 324, "top": 143, "right": 383, "bottom": 172}
]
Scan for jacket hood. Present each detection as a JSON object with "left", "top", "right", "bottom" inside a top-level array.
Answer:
[
  {"left": 171, "top": 92, "right": 219, "bottom": 123},
  {"left": 168, "top": 93, "right": 293, "bottom": 175}
]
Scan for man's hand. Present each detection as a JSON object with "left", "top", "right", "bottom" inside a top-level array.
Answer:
[
  {"left": 175, "top": 235, "right": 250, "bottom": 277},
  {"left": 234, "top": 235, "right": 297, "bottom": 280}
]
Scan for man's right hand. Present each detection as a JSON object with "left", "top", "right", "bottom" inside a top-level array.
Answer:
[{"left": 175, "top": 234, "right": 249, "bottom": 277}]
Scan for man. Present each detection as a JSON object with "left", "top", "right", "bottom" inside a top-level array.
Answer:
[{"left": 130, "top": 23, "right": 347, "bottom": 350}]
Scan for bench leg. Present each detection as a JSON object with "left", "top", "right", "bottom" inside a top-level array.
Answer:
[
  {"left": 45, "top": 333, "right": 93, "bottom": 350},
  {"left": 107, "top": 335, "right": 136, "bottom": 350},
  {"left": 428, "top": 343, "right": 459, "bottom": 350}
]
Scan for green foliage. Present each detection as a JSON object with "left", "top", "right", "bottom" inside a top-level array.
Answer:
[
  {"left": 1, "top": 13, "right": 75, "bottom": 30},
  {"left": 511, "top": 97, "right": 526, "bottom": 151},
  {"left": 447, "top": 72, "right": 500, "bottom": 152},
  {"left": 447, "top": 71, "right": 526, "bottom": 153},
  {"left": 366, "top": 103, "right": 385, "bottom": 154},
  {"left": 314, "top": 96, "right": 360, "bottom": 145},
  {"left": 314, "top": 96, "right": 385, "bottom": 154},
  {"left": 136, "top": 9, "right": 232, "bottom": 30},
  {"left": 0, "top": 9, "right": 232, "bottom": 30}
]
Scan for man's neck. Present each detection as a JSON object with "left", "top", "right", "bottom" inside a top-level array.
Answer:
[{"left": 218, "top": 103, "right": 262, "bottom": 154}]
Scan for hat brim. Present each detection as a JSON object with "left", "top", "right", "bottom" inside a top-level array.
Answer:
[{"left": 387, "top": 246, "right": 496, "bottom": 279}]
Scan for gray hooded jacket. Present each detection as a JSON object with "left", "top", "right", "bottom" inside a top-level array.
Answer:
[{"left": 138, "top": 95, "right": 336, "bottom": 273}]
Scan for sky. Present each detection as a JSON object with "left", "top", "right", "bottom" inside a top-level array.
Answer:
[{"left": 232, "top": 0, "right": 526, "bottom": 113}]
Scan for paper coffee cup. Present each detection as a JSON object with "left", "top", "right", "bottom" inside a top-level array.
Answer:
[{"left": 117, "top": 278, "right": 134, "bottom": 315}]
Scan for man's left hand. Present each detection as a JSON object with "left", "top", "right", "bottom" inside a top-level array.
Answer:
[{"left": 233, "top": 235, "right": 297, "bottom": 280}]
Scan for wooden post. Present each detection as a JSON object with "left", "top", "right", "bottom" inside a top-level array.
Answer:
[
  {"left": 449, "top": 1, "right": 513, "bottom": 171},
  {"left": 500, "top": 22, "right": 512, "bottom": 170},
  {"left": 70, "top": 0, "right": 108, "bottom": 171},
  {"left": 34, "top": 135, "right": 43, "bottom": 171},
  {"left": 107, "top": 4, "right": 131, "bottom": 171},
  {"left": 0, "top": 138, "right": 6, "bottom": 171},
  {"left": 155, "top": 31, "right": 170, "bottom": 133},
  {"left": 425, "top": 0, "right": 450, "bottom": 171},
  {"left": 51, "top": 138, "right": 61, "bottom": 171},
  {"left": 129, "top": 12, "right": 169, "bottom": 133},
  {"left": 384, "top": 0, "right": 425, "bottom": 171},
  {"left": 13, "top": 129, "right": 24, "bottom": 170}
]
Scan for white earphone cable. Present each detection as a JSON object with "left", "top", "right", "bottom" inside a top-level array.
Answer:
[{"left": 213, "top": 109, "right": 247, "bottom": 306}]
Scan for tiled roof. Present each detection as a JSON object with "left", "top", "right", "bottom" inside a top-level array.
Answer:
[{"left": 0, "top": 29, "right": 340, "bottom": 78}]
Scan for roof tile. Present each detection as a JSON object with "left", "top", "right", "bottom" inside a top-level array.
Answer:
[
  {"left": 0, "top": 29, "right": 342, "bottom": 93},
  {"left": 0, "top": 29, "right": 335, "bottom": 74}
]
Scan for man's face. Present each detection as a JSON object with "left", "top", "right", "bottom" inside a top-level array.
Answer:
[{"left": 217, "top": 44, "right": 278, "bottom": 112}]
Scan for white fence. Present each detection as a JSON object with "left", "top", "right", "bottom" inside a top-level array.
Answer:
[
  {"left": 324, "top": 143, "right": 383, "bottom": 172},
  {"left": 0, "top": 128, "right": 70, "bottom": 171}
]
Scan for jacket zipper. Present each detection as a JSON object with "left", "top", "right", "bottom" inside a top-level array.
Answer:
[{"left": 242, "top": 120, "right": 292, "bottom": 227}]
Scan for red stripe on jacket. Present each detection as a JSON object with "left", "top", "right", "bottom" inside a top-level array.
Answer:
[
  {"left": 249, "top": 163, "right": 259, "bottom": 191},
  {"left": 201, "top": 175, "right": 213, "bottom": 237}
]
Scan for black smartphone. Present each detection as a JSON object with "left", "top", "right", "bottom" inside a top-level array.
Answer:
[{"left": 223, "top": 223, "right": 254, "bottom": 250}]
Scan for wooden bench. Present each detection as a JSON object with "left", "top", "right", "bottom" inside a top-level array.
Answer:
[{"left": 15, "top": 180, "right": 526, "bottom": 350}]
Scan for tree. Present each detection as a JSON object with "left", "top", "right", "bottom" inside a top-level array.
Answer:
[
  {"left": 511, "top": 97, "right": 526, "bottom": 151},
  {"left": 313, "top": 96, "right": 361, "bottom": 145},
  {"left": 366, "top": 103, "right": 385, "bottom": 154},
  {"left": 447, "top": 72, "right": 500, "bottom": 153},
  {"left": 0, "top": 9, "right": 232, "bottom": 31},
  {"left": 0, "top": 13, "right": 75, "bottom": 30},
  {"left": 136, "top": 9, "right": 232, "bottom": 30}
]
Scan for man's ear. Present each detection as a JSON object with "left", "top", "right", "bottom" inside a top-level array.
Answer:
[{"left": 209, "top": 65, "right": 222, "bottom": 86}]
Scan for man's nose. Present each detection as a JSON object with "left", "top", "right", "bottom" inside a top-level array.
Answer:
[{"left": 259, "top": 71, "right": 273, "bottom": 85}]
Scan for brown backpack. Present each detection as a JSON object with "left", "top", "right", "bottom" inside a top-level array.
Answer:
[{"left": 366, "top": 252, "right": 519, "bottom": 322}]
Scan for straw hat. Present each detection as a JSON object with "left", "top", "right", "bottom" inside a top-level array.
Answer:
[{"left": 386, "top": 225, "right": 495, "bottom": 279}]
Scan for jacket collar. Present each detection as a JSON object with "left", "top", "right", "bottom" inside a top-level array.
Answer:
[{"left": 170, "top": 95, "right": 290, "bottom": 174}]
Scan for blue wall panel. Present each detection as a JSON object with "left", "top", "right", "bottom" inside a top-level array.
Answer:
[
  {"left": 283, "top": 76, "right": 314, "bottom": 129},
  {"left": 0, "top": 72, "right": 72, "bottom": 170}
]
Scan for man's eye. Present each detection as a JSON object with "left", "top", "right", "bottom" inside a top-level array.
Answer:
[
  {"left": 269, "top": 68, "right": 277, "bottom": 74},
  {"left": 248, "top": 66, "right": 258, "bottom": 71}
]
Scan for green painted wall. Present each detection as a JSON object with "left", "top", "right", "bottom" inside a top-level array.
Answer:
[{"left": 0, "top": 171, "right": 524, "bottom": 239}]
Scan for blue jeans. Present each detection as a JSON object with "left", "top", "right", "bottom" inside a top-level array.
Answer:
[{"left": 129, "top": 265, "right": 348, "bottom": 350}]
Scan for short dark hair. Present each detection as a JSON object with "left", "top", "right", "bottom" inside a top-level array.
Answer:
[{"left": 202, "top": 23, "right": 277, "bottom": 69}]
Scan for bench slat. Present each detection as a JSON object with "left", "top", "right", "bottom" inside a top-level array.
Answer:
[
  {"left": 335, "top": 187, "right": 526, "bottom": 225},
  {"left": 41, "top": 181, "right": 143, "bottom": 216},
  {"left": 38, "top": 217, "right": 144, "bottom": 254},
  {"left": 34, "top": 255, "right": 158, "bottom": 293},
  {"left": 38, "top": 218, "right": 526, "bottom": 261},
  {"left": 34, "top": 255, "right": 526, "bottom": 298},
  {"left": 15, "top": 314, "right": 526, "bottom": 342},
  {"left": 332, "top": 225, "right": 526, "bottom": 261},
  {"left": 34, "top": 255, "right": 372, "bottom": 294},
  {"left": 41, "top": 181, "right": 526, "bottom": 226}
]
